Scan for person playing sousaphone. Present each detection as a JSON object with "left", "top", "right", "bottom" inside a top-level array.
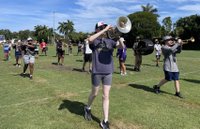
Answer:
[{"left": 132, "top": 36, "right": 142, "bottom": 72}]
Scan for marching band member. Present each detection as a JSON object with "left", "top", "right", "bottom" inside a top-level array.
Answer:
[
  {"left": 154, "top": 39, "right": 162, "bottom": 67},
  {"left": 13, "top": 40, "right": 22, "bottom": 67},
  {"left": 82, "top": 35, "right": 92, "bottom": 72},
  {"left": 132, "top": 36, "right": 142, "bottom": 72},
  {"left": 56, "top": 39, "right": 65, "bottom": 65},
  {"left": 153, "top": 36, "right": 183, "bottom": 98},
  {"left": 21, "top": 37, "right": 36, "bottom": 79},
  {"left": 84, "top": 21, "right": 125, "bottom": 129}
]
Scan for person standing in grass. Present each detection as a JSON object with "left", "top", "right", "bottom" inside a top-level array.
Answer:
[
  {"left": 40, "top": 39, "right": 47, "bottom": 56},
  {"left": 3, "top": 40, "right": 10, "bottom": 61},
  {"left": 82, "top": 35, "right": 92, "bottom": 72},
  {"left": 154, "top": 39, "right": 162, "bottom": 67},
  {"left": 21, "top": 37, "right": 36, "bottom": 79},
  {"left": 153, "top": 36, "right": 183, "bottom": 98},
  {"left": 56, "top": 39, "right": 65, "bottom": 65},
  {"left": 13, "top": 40, "right": 22, "bottom": 67},
  {"left": 84, "top": 21, "right": 125, "bottom": 129},
  {"left": 117, "top": 38, "right": 127, "bottom": 76},
  {"left": 132, "top": 36, "right": 142, "bottom": 72}
]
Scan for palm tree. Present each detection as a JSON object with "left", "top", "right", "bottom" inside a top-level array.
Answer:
[
  {"left": 57, "top": 20, "right": 75, "bottom": 41},
  {"left": 141, "top": 3, "right": 158, "bottom": 16}
]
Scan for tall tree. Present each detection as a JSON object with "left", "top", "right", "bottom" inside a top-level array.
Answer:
[
  {"left": 162, "top": 17, "right": 172, "bottom": 35},
  {"left": 34, "top": 25, "right": 50, "bottom": 42},
  {"left": 175, "top": 14, "right": 200, "bottom": 49},
  {"left": 126, "top": 11, "right": 161, "bottom": 47},
  {"left": 57, "top": 20, "right": 75, "bottom": 42},
  {"left": 141, "top": 3, "right": 158, "bottom": 14}
]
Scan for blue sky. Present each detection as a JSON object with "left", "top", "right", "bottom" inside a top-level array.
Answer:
[{"left": 0, "top": 0, "right": 200, "bottom": 33}]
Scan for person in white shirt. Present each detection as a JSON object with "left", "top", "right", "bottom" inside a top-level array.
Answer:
[
  {"left": 154, "top": 39, "right": 162, "bottom": 67},
  {"left": 82, "top": 35, "right": 92, "bottom": 72}
]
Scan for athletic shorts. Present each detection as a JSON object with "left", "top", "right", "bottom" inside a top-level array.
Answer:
[
  {"left": 164, "top": 71, "right": 179, "bottom": 81},
  {"left": 156, "top": 55, "right": 161, "bottom": 59},
  {"left": 91, "top": 73, "right": 112, "bottom": 86},
  {"left": 84, "top": 53, "right": 92, "bottom": 62},
  {"left": 23, "top": 55, "right": 35, "bottom": 64},
  {"left": 119, "top": 55, "right": 126, "bottom": 62}
]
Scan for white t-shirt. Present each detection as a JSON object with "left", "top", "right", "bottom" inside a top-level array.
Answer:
[
  {"left": 84, "top": 40, "right": 92, "bottom": 54},
  {"left": 154, "top": 43, "right": 162, "bottom": 55}
]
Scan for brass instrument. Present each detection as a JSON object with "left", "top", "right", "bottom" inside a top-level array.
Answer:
[
  {"left": 182, "top": 37, "right": 195, "bottom": 44},
  {"left": 107, "top": 16, "right": 132, "bottom": 39}
]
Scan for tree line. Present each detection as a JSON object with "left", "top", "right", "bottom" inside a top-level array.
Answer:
[{"left": 0, "top": 3, "right": 200, "bottom": 49}]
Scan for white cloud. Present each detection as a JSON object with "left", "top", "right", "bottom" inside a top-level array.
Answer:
[{"left": 178, "top": 4, "right": 200, "bottom": 11}]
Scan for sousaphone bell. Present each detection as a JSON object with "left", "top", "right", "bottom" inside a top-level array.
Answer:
[{"left": 107, "top": 16, "right": 132, "bottom": 40}]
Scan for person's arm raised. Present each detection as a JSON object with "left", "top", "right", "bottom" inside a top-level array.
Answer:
[{"left": 88, "top": 25, "right": 112, "bottom": 43}]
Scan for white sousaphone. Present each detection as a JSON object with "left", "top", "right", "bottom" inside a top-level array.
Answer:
[{"left": 107, "top": 16, "right": 132, "bottom": 39}]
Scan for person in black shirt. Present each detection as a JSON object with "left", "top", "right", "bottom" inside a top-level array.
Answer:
[{"left": 56, "top": 39, "right": 65, "bottom": 65}]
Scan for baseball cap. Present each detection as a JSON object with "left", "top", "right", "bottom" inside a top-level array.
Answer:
[
  {"left": 163, "top": 36, "right": 174, "bottom": 41},
  {"left": 95, "top": 21, "right": 107, "bottom": 31},
  {"left": 27, "top": 37, "right": 33, "bottom": 41}
]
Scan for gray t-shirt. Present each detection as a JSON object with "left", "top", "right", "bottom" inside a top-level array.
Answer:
[
  {"left": 161, "top": 43, "right": 181, "bottom": 72},
  {"left": 90, "top": 38, "right": 117, "bottom": 74}
]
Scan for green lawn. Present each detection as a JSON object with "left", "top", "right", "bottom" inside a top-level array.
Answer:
[{"left": 0, "top": 45, "right": 200, "bottom": 129}]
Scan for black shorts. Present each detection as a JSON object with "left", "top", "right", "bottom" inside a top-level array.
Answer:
[
  {"left": 84, "top": 53, "right": 92, "bottom": 62},
  {"left": 58, "top": 50, "right": 65, "bottom": 57}
]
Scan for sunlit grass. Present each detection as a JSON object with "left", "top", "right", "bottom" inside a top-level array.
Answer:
[{"left": 0, "top": 45, "right": 199, "bottom": 129}]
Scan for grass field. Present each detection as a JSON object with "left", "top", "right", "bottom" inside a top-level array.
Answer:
[{"left": 0, "top": 45, "right": 200, "bottom": 129}]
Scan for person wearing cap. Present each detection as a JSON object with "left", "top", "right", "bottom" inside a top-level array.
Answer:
[
  {"left": 154, "top": 38, "right": 162, "bottom": 67},
  {"left": 153, "top": 35, "right": 183, "bottom": 98},
  {"left": 21, "top": 37, "right": 36, "bottom": 79},
  {"left": 84, "top": 21, "right": 125, "bottom": 129},
  {"left": 132, "top": 36, "right": 142, "bottom": 72}
]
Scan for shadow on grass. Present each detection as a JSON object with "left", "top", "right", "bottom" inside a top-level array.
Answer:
[
  {"left": 14, "top": 73, "right": 30, "bottom": 79},
  {"left": 58, "top": 100, "right": 100, "bottom": 123},
  {"left": 76, "top": 59, "right": 83, "bottom": 62},
  {"left": 72, "top": 68, "right": 83, "bottom": 72},
  {"left": 52, "top": 62, "right": 58, "bottom": 65},
  {"left": 128, "top": 83, "right": 155, "bottom": 93},
  {"left": 125, "top": 64, "right": 134, "bottom": 67},
  {"left": 142, "top": 63, "right": 156, "bottom": 67},
  {"left": 182, "top": 78, "right": 200, "bottom": 84},
  {"left": 128, "top": 83, "right": 173, "bottom": 95}
]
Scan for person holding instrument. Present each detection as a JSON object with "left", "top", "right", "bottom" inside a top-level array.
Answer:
[
  {"left": 132, "top": 36, "right": 142, "bottom": 72},
  {"left": 84, "top": 21, "right": 125, "bottom": 129},
  {"left": 21, "top": 37, "right": 36, "bottom": 79},
  {"left": 153, "top": 35, "right": 183, "bottom": 98}
]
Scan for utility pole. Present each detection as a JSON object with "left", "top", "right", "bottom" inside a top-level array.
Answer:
[{"left": 53, "top": 11, "right": 56, "bottom": 44}]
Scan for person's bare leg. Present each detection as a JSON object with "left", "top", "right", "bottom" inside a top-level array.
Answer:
[
  {"left": 157, "top": 78, "right": 168, "bottom": 87},
  {"left": 102, "top": 85, "right": 111, "bottom": 122},
  {"left": 87, "top": 86, "right": 100, "bottom": 108},
  {"left": 174, "top": 80, "right": 180, "bottom": 92}
]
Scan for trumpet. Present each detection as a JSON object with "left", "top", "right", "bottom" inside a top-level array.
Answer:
[
  {"left": 181, "top": 37, "right": 195, "bottom": 44},
  {"left": 107, "top": 16, "right": 132, "bottom": 39}
]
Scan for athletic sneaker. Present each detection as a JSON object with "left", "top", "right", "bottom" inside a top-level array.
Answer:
[
  {"left": 100, "top": 120, "right": 110, "bottom": 129},
  {"left": 30, "top": 75, "right": 33, "bottom": 80},
  {"left": 175, "top": 92, "right": 183, "bottom": 98},
  {"left": 84, "top": 106, "right": 92, "bottom": 121},
  {"left": 153, "top": 85, "right": 160, "bottom": 94}
]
